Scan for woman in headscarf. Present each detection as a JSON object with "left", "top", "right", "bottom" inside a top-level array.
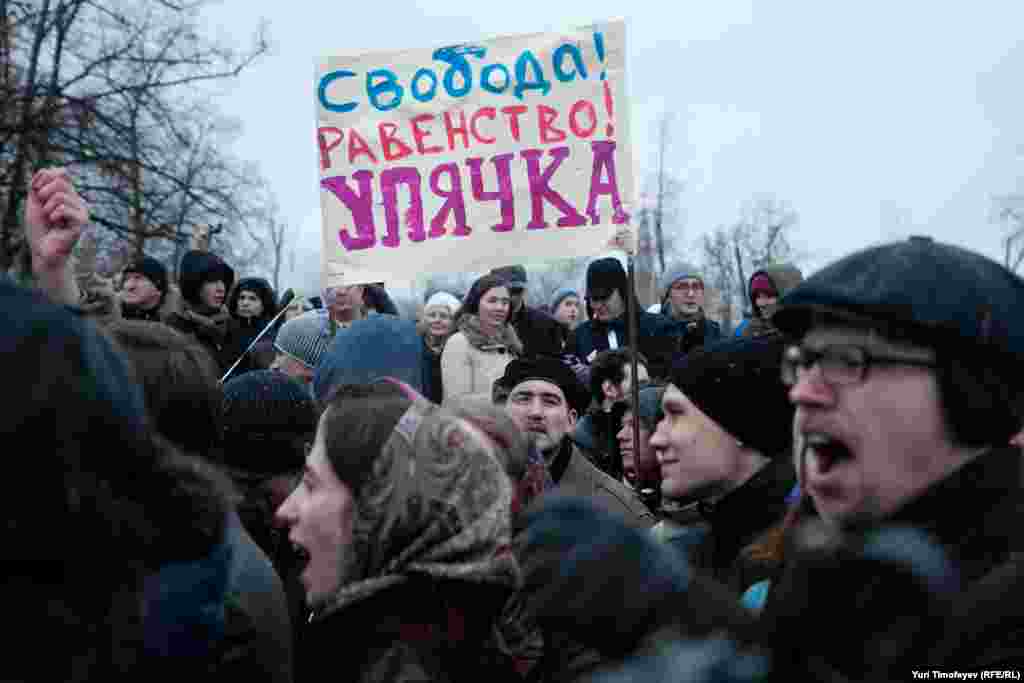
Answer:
[
  {"left": 276, "top": 381, "right": 521, "bottom": 682},
  {"left": 441, "top": 274, "right": 522, "bottom": 403},
  {"left": 418, "top": 291, "right": 460, "bottom": 404}
]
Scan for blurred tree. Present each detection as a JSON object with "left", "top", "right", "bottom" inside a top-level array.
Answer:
[
  {"left": 993, "top": 193, "right": 1024, "bottom": 273},
  {"left": 0, "top": 0, "right": 270, "bottom": 274},
  {"left": 702, "top": 196, "right": 801, "bottom": 324}
]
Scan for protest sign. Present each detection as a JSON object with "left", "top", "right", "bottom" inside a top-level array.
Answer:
[{"left": 316, "top": 19, "right": 633, "bottom": 287}]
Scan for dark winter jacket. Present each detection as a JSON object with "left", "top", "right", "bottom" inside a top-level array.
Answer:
[
  {"left": 571, "top": 311, "right": 678, "bottom": 381},
  {"left": 217, "top": 512, "right": 293, "bottom": 682},
  {"left": 302, "top": 577, "right": 518, "bottom": 683},
  {"left": 740, "top": 263, "right": 803, "bottom": 339},
  {"left": 143, "top": 510, "right": 293, "bottom": 682},
  {"left": 688, "top": 458, "right": 795, "bottom": 593},
  {"left": 164, "top": 251, "right": 235, "bottom": 369},
  {"left": 573, "top": 410, "right": 622, "bottom": 481},
  {"left": 222, "top": 278, "right": 279, "bottom": 379},
  {"left": 509, "top": 303, "right": 567, "bottom": 357},
  {"left": 761, "top": 447, "right": 1024, "bottom": 677},
  {"left": 518, "top": 497, "right": 758, "bottom": 682},
  {"left": 658, "top": 301, "right": 723, "bottom": 355},
  {"left": 417, "top": 323, "right": 448, "bottom": 405}
]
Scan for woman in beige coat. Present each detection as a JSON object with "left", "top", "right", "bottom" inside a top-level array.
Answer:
[{"left": 442, "top": 274, "right": 522, "bottom": 403}]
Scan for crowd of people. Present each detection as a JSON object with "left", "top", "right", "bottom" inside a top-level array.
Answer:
[{"left": 8, "top": 166, "right": 1024, "bottom": 682}]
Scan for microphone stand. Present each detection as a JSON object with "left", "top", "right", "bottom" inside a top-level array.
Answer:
[{"left": 220, "top": 305, "right": 292, "bottom": 384}]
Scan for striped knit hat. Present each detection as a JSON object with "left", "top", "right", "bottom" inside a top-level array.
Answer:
[{"left": 274, "top": 310, "right": 332, "bottom": 370}]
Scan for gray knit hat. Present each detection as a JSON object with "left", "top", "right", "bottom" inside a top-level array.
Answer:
[
  {"left": 274, "top": 310, "right": 332, "bottom": 370},
  {"left": 660, "top": 262, "right": 703, "bottom": 295}
]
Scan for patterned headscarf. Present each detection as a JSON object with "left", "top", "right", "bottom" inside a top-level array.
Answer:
[{"left": 311, "top": 384, "right": 520, "bottom": 621}]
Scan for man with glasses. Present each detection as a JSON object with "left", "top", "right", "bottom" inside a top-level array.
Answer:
[
  {"left": 761, "top": 235, "right": 1024, "bottom": 673},
  {"left": 659, "top": 265, "right": 722, "bottom": 354}
]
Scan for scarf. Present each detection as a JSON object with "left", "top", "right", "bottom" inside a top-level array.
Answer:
[
  {"left": 310, "top": 394, "right": 520, "bottom": 622},
  {"left": 180, "top": 301, "right": 231, "bottom": 343},
  {"left": 458, "top": 314, "right": 523, "bottom": 355}
]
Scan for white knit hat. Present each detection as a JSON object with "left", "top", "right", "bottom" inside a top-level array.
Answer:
[
  {"left": 424, "top": 291, "right": 461, "bottom": 313},
  {"left": 274, "top": 310, "right": 332, "bottom": 370}
]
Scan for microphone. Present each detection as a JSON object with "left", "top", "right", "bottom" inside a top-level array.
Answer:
[{"left": 220, "top": 288, "right": 297, "bottom": 384}]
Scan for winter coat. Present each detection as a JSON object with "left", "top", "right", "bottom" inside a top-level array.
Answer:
[
  {"left": 761, "top": 447, "right": 1024, "bottom": 677},
  {"left": 217, "top": 512, "right": 294, "bottom": 682},
  {"left": 543, "top": 438, "right": 655, "bottom": 530},
  {"left": 441, "top": 315, "right": 522, "bottom": 403},
  {"left": 68, "top": 270, "right": 180, "bottom": 326},
  {"left": 741, "top": 263, "right": 803, "bottom": 339},
  {"left": 508, "top": 441, "right": 655, "bottom": 682},
  {"left": 659, "top": 301, "right": 723, "bottom": 355},
  {"left": 509, "top": 303, "right": 568, "bottom": 357},
  {"left": 164, "top": 251, "right": 236, "bottom": 370},
  {"left": 303, "top": 577, "right": 519, "bottom": 683},
  {"left": 164, "top": 299, "right": 232, "bottom": 371},
  {"left": 417, "top": 320, "right": 450, "bottom": 405},
  {"left": 517, "top": 497, "right": 757, "bottom": 683},
  {"left": 222, "top": 278, "right": 279, "bottom": 379},
  {"left": 687, "top": 458, "right": 795, "bottom": 593},
  {"left": 571, "top": 310, "right": 678, "bottom": 381},
  {"left": 144, "top": 511, "right": 293, "bottom": 682}
]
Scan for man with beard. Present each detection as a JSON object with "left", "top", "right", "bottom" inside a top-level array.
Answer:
[{"left": 498, "top": 356, "right": 653, "bottom": 528}]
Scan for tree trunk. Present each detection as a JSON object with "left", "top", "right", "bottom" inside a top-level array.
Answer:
[{"left": 734, "top": 243, "right": 748, "bottom": 310}]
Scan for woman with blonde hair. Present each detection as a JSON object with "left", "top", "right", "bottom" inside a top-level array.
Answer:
[{"left": 419, "top": 291, "right": 460, "bottom": 404}]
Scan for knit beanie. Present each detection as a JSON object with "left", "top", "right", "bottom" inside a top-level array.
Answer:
[
  {"left": 586, "top": 257, "right": 628, "bottom": 300},
  {"left": 222, "top": 370, "right": 317, "bottom": 474},
  {"left": 123, "top": 256, "right": 169, "bottom": 296},
  {"left": 550, "top": 288, "right": 579, "bottom": 313},
  {"left": 313, "top": 315, "right": 425, "bottom": 404},
  {"left": 750, "top": 273, "right": 777, "bottom": 300},
  {"left": 424, "top": 291, "right": 461, "bottom": 314},
  {"left": 274, "top": 310, "right": 333, "bottom": 370},
  {"left": 660, "top": 263, "right": 703, "bottom": 296},
  {"left": 669, "top": 336, "right": 794, "bottom": 457}
]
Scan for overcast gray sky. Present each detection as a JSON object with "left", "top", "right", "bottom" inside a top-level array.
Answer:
[{"left": 200, "top": 0, "right": 1022, "bottom": 292}]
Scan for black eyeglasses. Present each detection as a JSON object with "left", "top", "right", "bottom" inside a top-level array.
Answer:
[{"left": 781, "top": 344, "right": 936, "bottom": 387}]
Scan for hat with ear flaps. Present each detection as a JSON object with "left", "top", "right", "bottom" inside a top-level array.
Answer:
[{"left": 670, "top": 335, "right": 794, "bottom": 458}]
